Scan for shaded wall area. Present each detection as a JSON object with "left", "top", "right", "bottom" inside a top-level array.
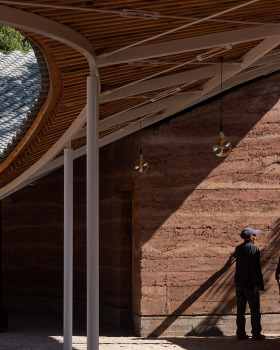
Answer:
[
  {"left": 134, "top": 72, "right": 280, "bottom": 335},
  {"left": 99, "top": 136, "right": 136, "bottom": 326},
  {"left": 1, "top": 134, "right": 136, "bottom": 327}
]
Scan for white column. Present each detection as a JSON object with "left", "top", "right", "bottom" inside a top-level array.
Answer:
[
  {"left": 87, "top": 75, "right": 99, "bottom": 350},
  {"left": 64, "top": 141, "right": 73, "bottom": 350}
]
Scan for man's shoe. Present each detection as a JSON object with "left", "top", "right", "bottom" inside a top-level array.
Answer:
[
  {"left": 237, "top": 334, "right": 249, "bottom": 340},
  {"left": 252, "top": 334, "right": 265, "bottom": 340}
]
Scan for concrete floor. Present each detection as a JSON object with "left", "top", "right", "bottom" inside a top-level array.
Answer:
[{"left": 0, "top": 312, "right": 280, "bottom": 350}]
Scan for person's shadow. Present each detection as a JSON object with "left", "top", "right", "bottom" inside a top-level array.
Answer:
[
  {"left": 150, "top": 336, "right": 280, "bottom": 350},
  {"left": 148, "top": 254, "right": 236, "bottom": 337},
  {"left": 146, "top": 218, "right": 280, "bottom": 339}
]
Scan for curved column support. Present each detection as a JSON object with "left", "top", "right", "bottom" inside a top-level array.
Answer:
[
  {"left": 0, "top": 4, "right": 97, "bottom": 197},
  {"left": 0, "top": 6, "right": 100, "bottom": 350},
  {"left": 0, "top": 4, "right": 97, "bottom": 74},
  {"left": 64, "top": 143, "right": 73, "bottom": 350},
  {"left": 0, "top": 106, "right": 87, "bottom": 197}
]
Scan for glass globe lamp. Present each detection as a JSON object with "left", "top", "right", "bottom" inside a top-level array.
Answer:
[
  {"left": 134, "top": 152, "right": 148, "bottom": 173},
  {"left": 212, "top": 131, "right": 232, "bottom": 157}
]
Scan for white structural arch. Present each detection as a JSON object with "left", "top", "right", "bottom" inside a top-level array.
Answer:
[
  {"left": 0, "top": 4, "right": 98, "bottom": 199},
  {"left": 0, "top": 5, "right": 97, "bottom": 72},
  {"left": 0, "top": 5, "right": 100, "bottom": 350},
  {"left": 2, "top": 31, "right": 280, "bottom": 199},
  {"left": 1, "top": 2, "right": 280, "bottom": 198},
  {"left": 1, "top": 4, "right": 280, "bottom": 347}
]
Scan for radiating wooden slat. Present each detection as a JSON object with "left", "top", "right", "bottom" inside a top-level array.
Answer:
[{"left": 1, "top": 0, "right": 280, "bottom": 187}]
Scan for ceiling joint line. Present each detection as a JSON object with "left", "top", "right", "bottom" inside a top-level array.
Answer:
[
  {"left": 101, "top": 33, "right": 280, "bottom": 132},
  {"left": 101, "top": 45, "right": 233, "bottom": 99},
  {"left": 0, "top": 0, "right": 279, "bottom": 29},
  {"left": 98, "top": 0, "right": 259, "bottom": 58}
]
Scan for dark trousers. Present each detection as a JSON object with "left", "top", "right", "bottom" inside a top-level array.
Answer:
[{"left": 236, "top": 286, "right": 262, "bottom": 336}]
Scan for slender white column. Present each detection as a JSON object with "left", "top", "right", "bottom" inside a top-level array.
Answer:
[
  {"left": 64, "top": 141, "right": 73, "bottom": 350},
  {"left": 87, "top": 75, "right": 99, "bottom": 350}
]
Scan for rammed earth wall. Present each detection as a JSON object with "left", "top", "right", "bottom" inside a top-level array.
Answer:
[
  {"left": 1, "top": 72, "right": 280, "bottom": 335},
  {"left": 133, "top": 72, "right": 280, "bottom": 336}
]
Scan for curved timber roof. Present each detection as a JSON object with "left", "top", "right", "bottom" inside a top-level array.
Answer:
[{"left": 0, "top": 0, "right": 280, "bottom": 197}]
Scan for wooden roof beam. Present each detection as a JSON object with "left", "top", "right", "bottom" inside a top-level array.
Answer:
[
  {"left": 96, "top": 24, "right": 280, "bottom": 67},
  {"left": 253, "top": 49, "right": 280, "bottom": 66},
  {"left": 100, "top": 64, "right": 234, "bottom": 103},
  {"left": 101, "top": 49, "right": 280, "bottom": 102},
  {"left": 165, "top": 34, "right": 280, "bottom": 119},
  {"left": 25, "top": 57, "right": 280, "bottom": 185},
  {"left": 0, "top": 0, "right": 274, "bottom": 29},
  {"left": 99, "top": 33, "right": 280, "bottom": 131},
  {"left": 97, "top": 0, "right": 259, "bottom": 60}
]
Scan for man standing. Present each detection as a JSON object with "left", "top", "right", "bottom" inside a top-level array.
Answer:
[
  {"left": 234, "top": 227, "right": 265, "bottom": 341},
  {"left": 276, "top": 257, "right": 280, "bottom": 295}
]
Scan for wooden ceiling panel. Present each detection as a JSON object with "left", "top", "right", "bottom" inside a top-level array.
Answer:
[{"left": 0, "top": 0, "right": 280, "bottom": 189}]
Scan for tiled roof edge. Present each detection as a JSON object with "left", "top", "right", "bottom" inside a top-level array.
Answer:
[{"left": 0, "top": 40, "right": 49, "bottom": 163}]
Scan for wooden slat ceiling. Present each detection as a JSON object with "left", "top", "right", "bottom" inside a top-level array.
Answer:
[{"left": 1, "top": 0, "right": 280, "bottom": 190}]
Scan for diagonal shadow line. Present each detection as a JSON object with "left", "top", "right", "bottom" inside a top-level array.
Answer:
[
  {"left": 148, "top": 254, "right": 236, "bottom": 336},
  {"left": 185, "top": 291, "right": 236, "bottom": 336},
  {"left": 175, "top": 220, "right": 280, "bottom": 338},
  {"left": 151, "top": 218, "right": 280, "bottom": 338}
]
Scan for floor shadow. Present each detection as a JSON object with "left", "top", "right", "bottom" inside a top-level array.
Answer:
[
  {"left": 0, "top": 311, "right": 64, "bottom": 349},
  {"left": 154, "top": 336, "right": 280, "bottom": 350}
]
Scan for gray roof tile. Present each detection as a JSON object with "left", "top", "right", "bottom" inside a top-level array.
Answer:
[{"left": 0, "top": 50, "right": 41, "bottom": 155}]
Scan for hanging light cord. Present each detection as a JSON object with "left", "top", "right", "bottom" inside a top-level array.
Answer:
[
  {"left": 220, "top": 57, "right": 224, "bottom": 133},
  {"left": 139, "top": 119, "right": 143, "bottom": 155}
]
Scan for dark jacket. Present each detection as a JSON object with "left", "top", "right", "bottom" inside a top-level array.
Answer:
[
  {"left": 234, "top": 241, "right": 264, "bottom": 290},
  {"left": 276, "top": 259, "right": 280, "bottom": 280}
]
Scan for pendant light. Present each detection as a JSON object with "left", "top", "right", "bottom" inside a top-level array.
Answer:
[
  {"left": 134, "top": 119, "right": 148, "bottom": 173},
  {"left": 212, "top": 57, "right": 232, "bottom": 157}
]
